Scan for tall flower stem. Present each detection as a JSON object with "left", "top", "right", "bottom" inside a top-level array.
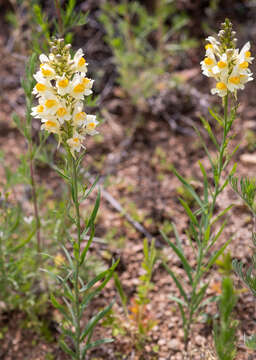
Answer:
[
  {"left": 69, "top": 152, "right": 82, "bottom": 359},
  {"left": 184, "top": 94, "right": 229, "bottom": 350},
  {"left": 211, "top": 94, "right": 229, "bottom": 212}
]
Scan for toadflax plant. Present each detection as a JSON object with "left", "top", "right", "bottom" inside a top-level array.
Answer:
[
  {"left": 31, "top": 38, "right": 118, "bottom": 359},
  {"left": 162, "top": 18, "right": 253, "bottom": 350}
]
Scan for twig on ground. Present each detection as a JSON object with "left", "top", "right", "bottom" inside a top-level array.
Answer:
[{"left": 84, "top": 172, "right": 153, "bottom": 243}]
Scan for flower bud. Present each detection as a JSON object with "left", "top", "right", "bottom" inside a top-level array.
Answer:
[{"left": 51, "top": 46, "right": 58, "bottom": 54}]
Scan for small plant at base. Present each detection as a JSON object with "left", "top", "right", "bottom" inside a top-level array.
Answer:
[
  {"left": 0, "top": 159, "right": 51, "bottom": 324},
  {"left": 162, "top": 18, "right": 253, "bottom": 350},
  {"left": 31, "top": 38, "right": 118, "bottom": 359},
  {"left": 104, "top": 239, "right": 157, "bottom": 352},
  {"left": 213, "top": 277, "right": 238, "bottom": 360},
  {"left": 215, "top": 251, "right": 233, "bottom": 276},
  {"left": 0, "top": 189, "right": 36, "bottom": 311},
  {"left": 129, "top": 239, "right": 157, "bottom": 345}
]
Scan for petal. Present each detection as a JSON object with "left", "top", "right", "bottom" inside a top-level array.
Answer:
[
  {"left": 74, "top": 48, "right": 83, "bottom": 61},
  {"left": 39, "top": 54, "right": 49, "bottom": 63}
]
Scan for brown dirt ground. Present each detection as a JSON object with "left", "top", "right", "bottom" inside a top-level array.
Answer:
[{"left": 1, "top": 1, "right": 256, "bottom": 359}]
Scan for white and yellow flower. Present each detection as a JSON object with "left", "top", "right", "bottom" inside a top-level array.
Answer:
[
  {"left": 73, "top": 103, "right": 87, "bottom": 126},
  {"left": 239, "top": 42, "right": 254, "bottom": 64},
  {"left": 31, "top": 104, "right": 46, "bottom": 119},
  {"left": 212, "top": 53, "right": 228, "bottom": 75},
  {"left": 74, "top": 48, "right": 88, "bottom": 73},
  {"left": 41, "top": 96, "right": 59, "bottom": 115},
  {"left": 211, "top": 81, "right": 228, "bottom": 97},
  {"left": 71, "top": 74, "right": 94, "bottom": 99},
  {"left": 56, "top": 104, "right": 71, "bottom": 123},
  {"left": 84, "top": 115, "right": 99, "bottom": 135},
  {"left": 56, "top": 75, "right": 71, "bottom": 96},
  {"left": 40, "top": 63, "right": 55, "bottom": 80},
  {"left": 41, "top": 118, "right": 60, "bottom": 134},
  {"left": 200, "top": 55, "right": 216, "bottom": 78},
  {"left": 205, "top": 36, "right": 220, "bottom": 56},
  {"left": 67, "top": 132, "right": 85, "bottom": 156},
  {"left": 32, "top": 72, "right": 53, "bottom": 97}
]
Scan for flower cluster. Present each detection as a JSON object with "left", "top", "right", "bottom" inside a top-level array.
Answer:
[
  {"left": 31, "top": 38, "right": 98, "bottom": 156},
  {"left": 201, "top": 19, "right": 253, "bottom": 97}
]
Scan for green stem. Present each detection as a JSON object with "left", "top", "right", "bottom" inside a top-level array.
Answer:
[
  {"left": 184, "top": 94, "right": 229, "bottom": 350},
  {"left": 71, "top": 154, "right": 81, "bottom": 360},
  {"left": 184, "top": 245, "right": 203, "bottom": 349},
  {"left": 211, "top": 94, "right": 229, "bottom": 212}
]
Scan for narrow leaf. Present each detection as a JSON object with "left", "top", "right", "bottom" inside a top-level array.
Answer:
[
  {"left": 82, "top": 338, "right": 113, "bottom": 358},
  {"left": 179, "top": 197, "right": 198, "bottom": 226},
  {"left": 161, "top": 231, "right": 193, "bottom": 284},
  {"left": 162, "top": 262, "right": 188, "bottom": 302},
  {"left": 173, "top": 167, "right": 203, "bottom": 207},
  {"left": 80, "top": 302, "right": 114, "bottom": 342},
  {"left": 206, "top": 237, "right": 233, "bottom": 271},
  {"left": 59, "top": 339, "right": 76, "bottom": 358}
]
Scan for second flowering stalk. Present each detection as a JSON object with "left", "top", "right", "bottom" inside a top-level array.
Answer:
[
  {"left": 163, "top": 19, "right": 253, "bottom": 351},
  {"left": 31, "top": 39, "right": 118, "bottom": 359}
]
